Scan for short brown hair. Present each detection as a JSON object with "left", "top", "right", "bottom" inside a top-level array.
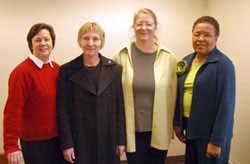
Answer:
[
  {"left": 27, "top": 23, "right": 56, "bottom": 53},
  {"left": 77, "top": 22, "right": 105, "bottom": 49},
  {"left": 192, "top": 16, "right": 220, "bottom": 36}
]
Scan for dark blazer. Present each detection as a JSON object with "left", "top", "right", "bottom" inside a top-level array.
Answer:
[
  {"left": 173, "top": 47, "right": 236, "bottom": 147},
  {"left": 57, "top": 54, "right": 126, "bottom": 164}
]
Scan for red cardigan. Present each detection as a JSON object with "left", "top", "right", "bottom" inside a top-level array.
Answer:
[{"left": 4, "top": 58, "right": 60, "bottom": 154}]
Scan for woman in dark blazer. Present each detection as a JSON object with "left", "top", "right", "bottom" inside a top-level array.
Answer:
[
  {"left": 57, "top": 22, "right": 126, "bottom": 164},
  {"left": 173, "top": 16, "right": 236, "bottom": 164}
]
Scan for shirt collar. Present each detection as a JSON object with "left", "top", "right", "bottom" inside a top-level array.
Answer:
[{"left": 29, "top": 54, "right": 54, "bottom": 69}]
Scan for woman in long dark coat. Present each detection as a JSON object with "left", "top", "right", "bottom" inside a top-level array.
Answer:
[{"left": 57, "top": 22, "right": 126, "bottom": 164}]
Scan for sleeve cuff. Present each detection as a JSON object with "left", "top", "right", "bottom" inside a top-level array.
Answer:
[
  {"left": 209, "top": 135, "right": 227, "bottom": 147},
  {"left": 4, "top": 147, "right": 21, "bottom": 155}
]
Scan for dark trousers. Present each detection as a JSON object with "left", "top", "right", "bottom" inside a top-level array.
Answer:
[
  {"left": 126, "top": 132, "right": 167, "bottom": 164},
  {"left": 183, "top": 117, "right": 231, "bottom": 164},
  {"left": 185, "top": 139, "right": 231, "bottom": 164},
  {"left": 20, "top": 137, "right": 68, "bottom": 164}
]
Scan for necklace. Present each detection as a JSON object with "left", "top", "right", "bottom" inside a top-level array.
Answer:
[
  {"left": 83, "top": 57, "right": 100, "bottom": 70},
  {"left": 193, "top": 58, "right": 205, "bottom": 69},
  {"left": 194, "top": 60, "right": 200, "bottom": 68},
  {"left": 84, "top": 65, "right": 97, "bottom": 70}
]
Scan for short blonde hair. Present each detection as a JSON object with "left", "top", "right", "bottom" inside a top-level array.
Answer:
[{"left": 77, "top": 22, "right": 105, "bottom": 49}]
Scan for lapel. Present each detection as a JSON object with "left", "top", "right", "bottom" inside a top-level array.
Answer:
[
  {"left": 203, "top": 47, "right": 219, "bottom": 65},
  {"left": 97, "top": 55, "right": 116, "bottom": 96},
  {"left": 178, "top": 47, "right": 219, "bottom": 99},
  {"left": 69, "top": 55, "right": 96, "bottom": 95},
  {"left": 71, "top": 68, "right": 97, "bottom": 95},
  {"left": 178, "top": 53, "right": 195, "bottom": 95},
  {"left": 69, "top": 54, "right": 116, "bottom": 96}
]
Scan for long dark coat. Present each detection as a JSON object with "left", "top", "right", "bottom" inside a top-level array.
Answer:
[{"left": 57, "top": 54, "right": 126, "bottom": 164}]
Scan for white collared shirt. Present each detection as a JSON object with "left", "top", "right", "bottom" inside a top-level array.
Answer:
[{"left": 29, "top": 54, "right": 54, "bottom": 69}]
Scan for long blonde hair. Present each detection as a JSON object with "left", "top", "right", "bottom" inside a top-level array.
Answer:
[{"left": 132, "top": 8, "right": 158, "bottom": 42}]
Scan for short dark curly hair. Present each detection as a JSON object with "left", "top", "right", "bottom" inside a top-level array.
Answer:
[
  {"left": 192, "top": 16, "right": 220, "bottom": 36},
  {"left": 27, "top": 23, "right": 56, "bottom": 53}
]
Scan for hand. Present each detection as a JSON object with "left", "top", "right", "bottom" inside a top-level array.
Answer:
[
  {"left": 7, "top": 151, "right": 23, "bottom": 164},
  {"left": 174, "top": 126, "right": 186, "bottom": 143},
  {"left": 206, "top": 142, "right": 221, "bottom": 158},
  {"left": 116, "top": 145, "right": 125, "bottom": 157},
  {"left": 63, "top": 147, "right": 75, "bottom": 163}
]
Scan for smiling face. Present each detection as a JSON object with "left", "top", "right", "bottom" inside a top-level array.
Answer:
[
  {"left": 79, "top": 31, "right": 102, "bottom": 57},
  {"left": 192, "top": 22, "right": 218, "bottom": 57},
  {"left": 133, "top": 13, "right": 156, "bottom": 42},
  {"left": 31, "top": 29, "right": 53, "bottom": 62}
]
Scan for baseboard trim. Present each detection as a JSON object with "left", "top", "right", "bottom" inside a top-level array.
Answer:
[
  {"left": 121, "top": 155, "right": 185, "bottom": 164},
  {"left": 166, "top": 155, "right": 185, "bottom": 163},
  {"left": 1, "top": 153, "right": 185, "bottom": 164}
]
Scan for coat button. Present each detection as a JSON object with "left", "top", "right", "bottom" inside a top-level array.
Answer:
[
  {"left": 78, "top": 131, "right": 83, "bottom": 136},
  {"left": 108, "top": 128, "right": 113, "bottom": 133}
]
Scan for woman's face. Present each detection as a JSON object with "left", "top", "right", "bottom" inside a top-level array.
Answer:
[
  {"left": 192, "top": 22, "right": 218, "bottom": 56},
  {"left": 32, "top": 29, "right": 53, "bottom": 62},
  {"left": 79, "top": 31, "right": 101, "bottom": 57},
  {"left": 133, "top": 13, "right": 156, "bottom": 42}
]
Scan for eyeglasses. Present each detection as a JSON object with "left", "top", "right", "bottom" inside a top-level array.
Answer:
[
  {"left": 134, "top": 23, "right": 154, "bottom": 29},
  {"left": 193, "top": 32, "right": 215, "bottom": 38}
]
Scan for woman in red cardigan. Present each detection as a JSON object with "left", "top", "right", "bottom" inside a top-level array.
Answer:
[{"left": 3, "top": 23, "right": 66, "bottom": 164}]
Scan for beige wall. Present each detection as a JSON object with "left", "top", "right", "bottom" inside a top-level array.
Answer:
[
  {"left": 3, "top": 0, "right": 249, "bottom": 163},
  {"left": 206, "top": 0, "right": 250, "bottom": 163},
  {"left": 0, "top": 0, "right": 205, "bottom": 158}
]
